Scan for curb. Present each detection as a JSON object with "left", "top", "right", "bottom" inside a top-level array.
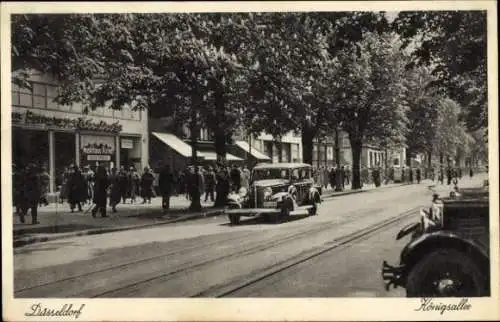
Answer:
[
  {"left": 321, "top": 182, "right": 408, "bottom": 199},
  {"left": 13, "top": 209, "right": 224, "bottom": 248}
]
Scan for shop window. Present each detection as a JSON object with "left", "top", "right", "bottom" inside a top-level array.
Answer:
[
  {"left": 33, "top": 83, "right": 46, "bottom": 96},
  {"left": 11, "top": 91, "right": 20, "bottom": 105},
  {"left": 33, "top": 95, "right": 46, "bottom": 108},
  {"left": 47, "top": 97, "right": 58, "bottom": 109},
  {"left": 19, "top": 93, "right": 33, "bottom": 107}
]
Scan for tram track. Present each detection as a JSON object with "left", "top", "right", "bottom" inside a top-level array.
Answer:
[
  {"left": 193, "top": 206, "right": 419, "bottom": 297},
  {"left": 91, "top": 206, "right": 420, "bottom": 298},
  {"left": 16, "top": 203, "right": 421, "bottom": 298}
]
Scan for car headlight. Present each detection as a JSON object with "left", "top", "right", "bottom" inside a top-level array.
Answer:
[
  {"left": 263, "top": 187, "right": 272, "bottom": 199},
  {"left": 238, "top": 187, "right": 248, "bottom": 197}
]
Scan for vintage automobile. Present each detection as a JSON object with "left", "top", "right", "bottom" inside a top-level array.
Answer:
[
  {"left": 382, "top": 182, "right": 490, "bottom": 297},
  {"left": 224, "top": 163, "right": 322, "bottom": 225}
]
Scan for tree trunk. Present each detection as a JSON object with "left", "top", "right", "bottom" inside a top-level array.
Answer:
[
  {"left": 427, "top": 151, "right": 432, "bottom": 168},
  {"left": 334, "top": 127, "right": 341, "bottom": 167},
  {"left": 316, "top": 139, "right": 321, "bottom": 168},
  {"left": 189, "top": 121, "right": 202, "bottom": 212},
  {"left": 334, "top": 128, "right": 343, "bottom": 191},
  {"left": 405, "top": 148, "right": 412, "bottom": 167},
  {"left": 214, "top": 83, "right": 227, "bottom": 166},
  {"left": 439, "top": 152, "right": 444, "bottom": 166},
  {"left": 350, "top": 137, "right": 363, "bottom": 190},
  {"left": 301, "top": 125, "right": 314, "bottom": 165},
  {"left": 277, "top": 138, "right": 283, "bottom": 163},
  {"left": 214, "top": 129, "right": 226, "bottom": 164}
]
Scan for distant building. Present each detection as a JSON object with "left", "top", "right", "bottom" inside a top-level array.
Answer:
[{"left": 11, "top": 70, "right": 149, "bottom": 194}]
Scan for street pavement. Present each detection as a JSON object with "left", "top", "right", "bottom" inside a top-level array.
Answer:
[
  {"left": 13, "top": 173, "right": 487, "bottom": 298},
  {"left": 12, "top": 180, "right": 408, "bottom": 247}
]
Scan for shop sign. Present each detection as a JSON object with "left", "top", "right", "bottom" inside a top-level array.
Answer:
[
  {"left": 12, "top": 110, "right": 122, "bottom": 133},
  {"left": 81, "top": 135, "right": 115, "bottom": 162},
  {"left": 121, "top": 139, "right": 134, "bottom": 149},
  {"left": 87, "top": 155, "right": 112, "bottom": 161}
]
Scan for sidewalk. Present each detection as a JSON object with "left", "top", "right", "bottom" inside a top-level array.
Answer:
[
  {"left": 12, "top": 174, "right": 487, "bottom": 248},
  {"left": 13, "top": 196, "right": 223, "bottom": 248}
]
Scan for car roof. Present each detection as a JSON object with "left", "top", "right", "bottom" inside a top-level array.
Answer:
[{"left": 253, "top": 162, "right": 311, "bottom": 170}]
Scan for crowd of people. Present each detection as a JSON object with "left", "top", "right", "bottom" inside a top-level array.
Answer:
[{"left": 12, "top": 160, "right": 479, "bottom": 225}]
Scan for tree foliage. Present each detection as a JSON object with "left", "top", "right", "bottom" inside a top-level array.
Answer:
[{"left": 392, "top": 11, "right": 487, "bottom": 131}]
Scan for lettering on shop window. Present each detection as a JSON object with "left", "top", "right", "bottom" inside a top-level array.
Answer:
[
  {"left": 82, "top": 143, "right": 114, "bottom": 155},
  {"left": 12, "top": 111, "right": 122, "bottom": 133}
]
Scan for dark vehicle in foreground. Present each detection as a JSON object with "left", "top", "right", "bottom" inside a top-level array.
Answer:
[
  {"left": 382, "top": 182, "right": 490, "bottom": 297},
  {"left": 224, "top": 163, "right": 322, "bottom": 225}
]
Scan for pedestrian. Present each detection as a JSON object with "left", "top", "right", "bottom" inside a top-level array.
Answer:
[
  {"left": 230, "top": 164, "right": 241, "bottom": 192},
  {"left": 82, "top": 165, "right": 95, "bottom": 205},
  {"left": 321, "top": 167, "right": 328, "bottom": 189},
  {"left": 329, "top": 167, "right": 336, "bottom": 189},
  {"left": 215, "top": 164, "right": 230, "bottom": 206},
  {"left": 141, "top": 166, "right": 155, "bottom": 204},
  {"left": 38, "top": 166, "right": 50, "bottom": 206},
  {"left": 19, "top": 163, "right": 41, "bottom": 224},
  {"left": 416, "top": 167, "right": 421, "bottom": 184},
  {"left": 204, "top": 166, "right": 216, "bottom": 203},
  {"left": 469, "top": 167, "right": 474, "bottom": 178},
  {"left": 118, "top": 166, "right": 129, "bottom": 204},
  {"left": 183, "top": 167, "right": 191, "bottom": 200},
  {"left": 91, "top": 165, "right": 109, "bottom": 218},
  {"left": 12, "top": 164, "right": 23, "bottom": 215},
  {"left": 159, "top": 164, "right": 174, "bottom": 210},
  {"left": 177, "top": 169, "right": 185, "bottom": 196},
  {"left": 241, "top": 165, "right": 251, "bottom": 190},
  {"left": 317, "top": 166, "right": 324, "bottom": 188},
  {"left": 409, "top": 167, "right": 414, "bottom": 184},
  {"left": 197, "top": 166, "right": 205, "bottom": 199},
  {"left": 372, "top": 166, "right": 381, "bottom": 187},
  {"left": 59, "top": 167, "right": 71, "bottom": 204},
  {"left": 68, "top": 165, "right": 87, "bottom": 212},
  {"left": 128, "top": 166, "right": 141, "bottom": 203},
  {"left": 446, "top": 167, "right": 453, "bottom": 185},
  {"left": 109, "top": 168, "right": 121, "bottom": 212}
]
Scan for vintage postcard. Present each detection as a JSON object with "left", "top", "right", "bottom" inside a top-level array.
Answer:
[{"left": 1, "top": 1, "right": 498, "bottom": 321}]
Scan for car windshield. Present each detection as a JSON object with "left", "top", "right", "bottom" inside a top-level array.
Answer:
[{"left": 251, "top": 168, "right": 290, "bottom": 182}]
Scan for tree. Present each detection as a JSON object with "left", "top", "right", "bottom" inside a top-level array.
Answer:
[
  {"left": 328, "top": 31, "right": 408, "bottom": 189},
  {"left": 432, "top": 98, "right": 473, "bottom": 167},
  {"left": 403, "top": 66, "right": 440, "bottom": 166},
  {"left": 393, "top": 11, "right": 487, "bottom": 131}
]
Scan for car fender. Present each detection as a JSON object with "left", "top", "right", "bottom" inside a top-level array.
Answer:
[
  {"left": 287, "top": 185, "right": 297, "bottom": 198},
  {"left": 271, "top": 191, "right": 289, "bottom": 202},
  {"left": 400, "top": 231, "right": 489, "bottom": 278},
  {"left": 226, "top": 195, "right": 243, "bottom": 209}
]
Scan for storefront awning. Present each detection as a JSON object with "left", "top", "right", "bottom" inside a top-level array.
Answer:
[
  {"left": 152, "top": 132, "right": 192, "bottom": 157},
  {"left": 235, "top": 141, "right": 271, "bottom": 161},
  {"left": 199, "top": 151, "right": 243, "bottom": 161}
]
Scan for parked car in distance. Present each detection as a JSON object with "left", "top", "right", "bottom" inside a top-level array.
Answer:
[
  {"left": 224, "top": 163, "right": 322, "bottom": 225},
  {"left": 382, "top": 182, "right": 490, "bottom": 297}
]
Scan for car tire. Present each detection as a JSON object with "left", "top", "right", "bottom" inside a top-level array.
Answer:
[
  {"left": 406, "top": 248, "right": 486, "bottom": 297},
  {"left": 279, "top": 207, "right": 290, "bottom": 223},
  {"left": 228, "top": 214, "right": 240, "bottom": 225}
]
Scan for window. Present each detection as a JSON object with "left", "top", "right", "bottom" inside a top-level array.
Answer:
[{"left": 12, "top": 82, "right": 60, "bottom": 109}]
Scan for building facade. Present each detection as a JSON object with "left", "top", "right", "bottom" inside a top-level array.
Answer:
[{"left": 11, "top": 71, "right": 149, "bottom": 194}]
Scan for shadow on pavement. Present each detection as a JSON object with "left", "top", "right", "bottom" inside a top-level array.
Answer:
[
  {"left": 14, "top": 224, "right": 98, "bottom": 237},
  {"left": 220, "top": 214, "right": 310, "bottom": 227}
]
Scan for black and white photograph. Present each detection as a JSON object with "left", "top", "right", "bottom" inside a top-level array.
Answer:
[{"left": 2, "top": 1, "right": 498, "bottom": 321}]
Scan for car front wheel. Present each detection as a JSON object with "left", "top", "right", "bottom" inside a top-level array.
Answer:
[
  {"left": 309, "top": 197, "right": 318, "bottom": 216},
  {"left": 228, "top": 214, "right": 240, "bottom": 225},
  {"left": 406, "top": 249, "right": 486, "bottom": 297}
]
